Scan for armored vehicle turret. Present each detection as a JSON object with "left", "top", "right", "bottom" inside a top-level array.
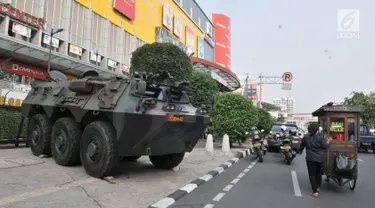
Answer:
[{"left": 21, "top": 70, "right": 210, "bottom": 178}]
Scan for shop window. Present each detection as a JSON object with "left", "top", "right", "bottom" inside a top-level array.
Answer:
[
  {"left": 70, "top": 1, "right": 89, "bottom": 49},
  {"left": 89, "top": 51, "right": 103, "bottom": 66},
  {"left": 91, "top": 12, "right": 106, "bottom": 57},
  {"left": 41, "top": 33, "right": 61, "bottom": 52},
  {"left": 107, "top": 59, "right": 118, "bottom": 72}
]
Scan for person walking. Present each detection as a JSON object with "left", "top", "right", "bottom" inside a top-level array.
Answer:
[{"left": 300, "top": 123, "right": 332, "bottom": 197}]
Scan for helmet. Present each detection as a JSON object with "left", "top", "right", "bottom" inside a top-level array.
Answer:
[{"left": 280, "top": 125, "right": 287, "bottom": 132}]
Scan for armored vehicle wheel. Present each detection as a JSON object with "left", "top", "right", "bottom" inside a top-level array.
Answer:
[
  {"left": 28, "top": 114, "right": 52, "bottom": 156},
  {"left": 149, "top": 153, "right": 185, "bottom": 169},
  {"left": 120, "top": 156, "right": 141, "bottom": 161},
  {"left": 51, "top": 117, "right": 82, "bottom": 166},
  {"left": 80, "top": 121, "right": 118, "bottom": 178}
]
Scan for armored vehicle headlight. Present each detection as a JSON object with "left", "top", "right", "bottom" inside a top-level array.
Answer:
[{"left": 163, "top": 103, "right": 176, "bottom": 111}]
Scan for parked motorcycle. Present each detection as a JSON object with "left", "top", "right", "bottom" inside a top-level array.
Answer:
[
  {"left": 247, "top": 127, "right": 267, "bottom": 163},
  {"left": 279, "top": 130, "right": 297, "bottom": 165}
]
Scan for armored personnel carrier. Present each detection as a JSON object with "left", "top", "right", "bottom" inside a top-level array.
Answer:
[{"left": 21, "top": 70, "right": 210, "bottom": 178}]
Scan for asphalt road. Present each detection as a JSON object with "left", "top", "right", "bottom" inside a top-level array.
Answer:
[{"left": 171, "top": 151, "right": 375, "bottom": 208}]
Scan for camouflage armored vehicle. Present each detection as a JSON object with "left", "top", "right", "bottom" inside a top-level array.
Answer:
[{"left": 21, "top": 70, "right": 210, "bottom": 178}]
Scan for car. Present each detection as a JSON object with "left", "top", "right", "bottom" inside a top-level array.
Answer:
[
  {"left": 360, "top": 124, "right": 375, "bottom": 153},
  {"left": 267, "top": 123, "right": 301, "bottom": 152}
]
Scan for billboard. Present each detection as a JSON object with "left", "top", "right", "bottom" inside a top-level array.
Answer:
[
  {"left": 113, "top": 0, "right": 136, "bottom": 21},
  {"left": 247, "top": 85, "right": 257, "bottom": 100}
]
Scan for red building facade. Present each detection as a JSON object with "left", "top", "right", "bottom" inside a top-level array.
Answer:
[{"left": 212, "top": 13, "right": 231, "bottom": 71}]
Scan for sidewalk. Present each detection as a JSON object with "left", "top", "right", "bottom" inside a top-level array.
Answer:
[{"left": 0, "top": 143, "right": 239, "bottom": 208}]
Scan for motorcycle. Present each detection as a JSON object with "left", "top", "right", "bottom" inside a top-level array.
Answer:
[
  {"left": 279, "top": 131, "right": 297, "bottom": 165},
  {"left": 247, "top": 128, "right": 267, "bottom": 163}
]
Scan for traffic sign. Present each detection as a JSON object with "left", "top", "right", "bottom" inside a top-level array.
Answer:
[
  {"left": 282, "top": 72, "right": 293, "bottom": 82},
  {"left": 282, "top": 83, "right": 292, "bottom": 90}
]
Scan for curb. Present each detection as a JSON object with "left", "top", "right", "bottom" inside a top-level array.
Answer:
[{"left": 148, "top": 149, "right": 251, "bottom": 208}]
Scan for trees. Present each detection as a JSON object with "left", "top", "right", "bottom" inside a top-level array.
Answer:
[
  {"left": 212, "top": 93, "right": 259, "bottom": 144},
  {"left": 187, "top": 70, "right": 218, "bottom": 111},
  {"left": 344, "top": 91, "right": 375, "bottom": 128},
  {"left": 277, "top": 114, "right": 285, "bottom": 122},
  {"left": 257, "top": 108, "right": 274, "bottom": 133},
  {"left": 130, "top": 42, "right": 193, "bottom": 84}
]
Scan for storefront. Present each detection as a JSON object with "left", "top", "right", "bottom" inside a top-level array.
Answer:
[{"left": 0, "top": 58, "right": 47, "bottom": 85}]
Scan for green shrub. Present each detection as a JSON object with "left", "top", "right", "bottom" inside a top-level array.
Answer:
[
  {"left": 187, "top": 70, "right": 218, "bottom": 111},
  {"left": 212, "top": 93, "right": 259, "bottom": 143},
  {"left": 257, "top": 108, "right": 274, "bottom": 133},
  {"left": 0, "top": 108, "right": 28, "bottom": 140},
  {"left": 130, "top": 42, "right": 193, "bottom": 84}
]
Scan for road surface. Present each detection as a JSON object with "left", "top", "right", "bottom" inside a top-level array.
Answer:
[{"left": 171, "top": 151, "right": 375, "bottom": 208}]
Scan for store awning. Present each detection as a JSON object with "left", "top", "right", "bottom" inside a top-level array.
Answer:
[
  {"left": 0, "top": 34, "right": 121, "bottom": 77},
  {"left": 191, "top": 57, "right": 240, "bottom": 91}
]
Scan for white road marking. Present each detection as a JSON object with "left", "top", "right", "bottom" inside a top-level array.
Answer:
[
  {"left": 358, "top": 158, "right": 364, "bottom": 162},
  {"left": 213, "top": 193, "right": 225, "bottom": 201},
  {"left": 200, "top": 174, "right": 213, "bottom": 181},
  {"left": 247, "top": 165, "right": 253, "bottom": 169},
  {"left": 0, "top": 177, "right": 99, "bottom": 206},
  {"left": 243, "top": 168, "right": 250, "bottom": 172},
  {"left": 214, "top": 167, "right": 225, "bottom": 174},
  {"left": 151, "top": 197, "right": 175, "bottom": 208},
  {"left": 223, "top": 184, "right": 233, "bottom": 191},
  {"left": 251, "top": 161, "right": 256, "bottom": 165},
  {"left": 224, "top": 162, "right": 232, "bottom": 168},
  {"left": 204, "top": 204, "right": 215, "bottom": 208},
  {"left": 232, "top": 158, "right": 239, "bottom": 163},
  {"left": 180, "top": 184, "right": 197, "bottom": 193},
  {"left": 231, "top": 178, "right": 240, "bottom": 184},
  {"left": 237, "top": 173, "right": 245, "bottom": 178},
  {"left": 291, "top": 171, "right": 302, "bottom": 196}
]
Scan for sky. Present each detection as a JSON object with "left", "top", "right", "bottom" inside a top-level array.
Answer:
[{"left": 196, "top": 0, "right": 375, "bottom": 113}]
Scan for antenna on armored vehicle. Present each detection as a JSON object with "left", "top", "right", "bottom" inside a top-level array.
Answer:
[{"left": 48, "top": 70, "right": 67, "bottom": 81}]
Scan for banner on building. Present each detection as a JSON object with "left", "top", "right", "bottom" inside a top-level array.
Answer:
[
  {"left": 197, "top": 37, "right": 204, "bottom": 59},
  {"left": 113, "top": 0, "right": 136, "bottom": 21},
  {"left": 185, "top": 26, "right": 194, "bottom": 55}
]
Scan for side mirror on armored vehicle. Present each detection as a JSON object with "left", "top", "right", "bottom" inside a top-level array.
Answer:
[{"left": 135, "top": 80, "right": 147, "bottom": 95}]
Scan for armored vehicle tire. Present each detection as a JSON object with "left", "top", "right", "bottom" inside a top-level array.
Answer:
[
  {"left": 28, "top": 114, "right": 53, "bottom": 156},
  {"left": 51, "top": 117, "right": 82, "bottom": 166},
  {"left": 149, "top": 153, "right": 185, "bottom": 169},
  {"left": 120, "top": 156, "right": 141, "bottom": 161},
  {"left": 80, "top": 121, "right": 118, "bottom": 178}
]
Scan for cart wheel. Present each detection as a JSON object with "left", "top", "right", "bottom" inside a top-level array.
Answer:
[
  {"left": 25, "top": 142, "right": 29, "bottom": 147},
  {"left": 15, "top": 143, "right": 19, "bottom": 147},
  {"left": 325, "top": 176, "right": 330, "bottom": 182},
  {"left": 349, "top": 176, "right": 357, "bottom": 191}
]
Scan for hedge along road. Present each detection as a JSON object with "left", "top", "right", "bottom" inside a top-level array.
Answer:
[{"left": 170, "top": 152, "right": 375, "bottom": 208}]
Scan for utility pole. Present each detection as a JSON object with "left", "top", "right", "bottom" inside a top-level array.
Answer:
[{"left": 47, "top": 28, "right": 64, "bottom": 73}]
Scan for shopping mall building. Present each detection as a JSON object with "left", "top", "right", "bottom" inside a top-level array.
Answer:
[{"left": 0, "top": 0, "right": 239, "bottom": 93}]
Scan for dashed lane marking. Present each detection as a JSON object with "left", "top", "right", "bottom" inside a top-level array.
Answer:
[
  {"left": 237, "top": 173, "right": 245, "bottom": 178},
  {"left": 223, "top": 184, "right": 233, "bottom": 192},
  {"left": 291, "top": 170, "right": 302, "bottom": 196},
  {"left": 212, "top": 193, "right": 225, "bottom": 201},
  {"left": 231, "top": 178, "right": 240, "bottom": 184},
  {"left": 243, "top": 168, "right": 250, "bottom": 172}
]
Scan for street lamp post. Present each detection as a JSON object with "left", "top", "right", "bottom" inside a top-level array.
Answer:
[{"left": 47, "top": 28, "right": 64, "bottom": 73}]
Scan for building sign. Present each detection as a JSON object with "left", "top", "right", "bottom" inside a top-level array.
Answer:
[
  {"left": 155, "top": 27, "right": 187, "bottom": 54},
  {"left": 90, "top": 52, "right": 101, "bottom": 62},
  {"left": 0, "top": 3, "right": 46, "bottom": 29},
  {"left": 162, "top": 4, "right": 173, "bottom": 30},
  {"left": 206, "top": 22, "right": 213, "bottom": 37},
  {"left": 204, "top": 33, "right": 215, "bottom": 47},
  {"left": 107, "top": 59, "right": 117, "bottom": 68},
  {"left": 12, "top": 22, "right": 31, "bottom": 38},
  {"left": 173, "top": 16, "right": 182, "bottom": 37},
  {"left": 122, "top": 64, "right": 129, "bottom": 74},
  {"left": 69, "top": 44, "right": 82, "bottom": 56},
  {"left": 113, "top": 0, "right": 135, "bottom": 21},
  {"left": 0, "top": 58, "right": 47, "bottom": 80},
  {"left": 197, "top": 37, "right": 204, "bottom": 59},
  {"left": 43, "top": 34, "right": 60, "bottom": 48},
  {"left": 185, "top": 26, "right": 194, "bottom": 55}
]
